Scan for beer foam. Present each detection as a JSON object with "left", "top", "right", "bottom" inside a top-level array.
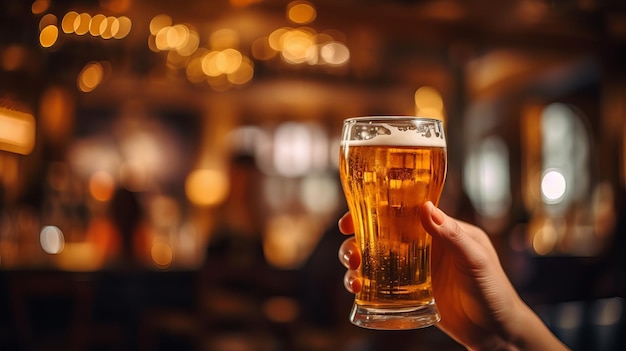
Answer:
[{"left": 341, "top": 121, "right": 446, "bottom": 148}]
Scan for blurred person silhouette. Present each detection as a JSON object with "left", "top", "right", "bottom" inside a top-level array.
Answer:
[
  {"left": 205, "top": 153, "right": 266, "bottom": 271},
  {"left": 110, "top": 186, "right": 143, "bottom": 266},
  {"left": 200, "top": 153, "right": 279, "bottom": 340}
]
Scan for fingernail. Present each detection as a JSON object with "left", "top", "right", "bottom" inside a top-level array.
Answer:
[
  {"left": 343, "top": 250, "right": 352, "bottom": 264},
  {"left": 345, "top": 277, "right": 361, "bottom": 294},
  {"left": 431, "top": 205, "right": 444, "bottom": 225},
  {"left": 350, "top": 278, "right": 362, "bottom": 293}
]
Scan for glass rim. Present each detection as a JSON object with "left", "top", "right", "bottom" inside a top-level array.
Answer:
[{"left": 343, "top": 115, "right": 444, "bottom": 123}]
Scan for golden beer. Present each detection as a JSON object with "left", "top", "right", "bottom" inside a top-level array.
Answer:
[{"left": 339, "top": 116, "right": 446, "bottom": 330}]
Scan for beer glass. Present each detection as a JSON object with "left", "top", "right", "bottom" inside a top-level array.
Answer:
[{"left": 339, "top": 116, "right": 447, "bottom": 330}]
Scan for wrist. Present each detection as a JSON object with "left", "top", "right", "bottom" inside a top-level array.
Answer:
[
  {"left": 489, "top": 302, "right": 569, "bottom": 351},
  {"left": 470, "top": 300, "right": 569, "bottom": 351}
]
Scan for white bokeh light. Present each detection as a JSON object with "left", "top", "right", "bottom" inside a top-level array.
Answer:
[
  {"left": 40, "top": 225, "right": 65, "bottom": 254},
  {"left": 541, "top": 170, "right": 567, "bottom": 203}
]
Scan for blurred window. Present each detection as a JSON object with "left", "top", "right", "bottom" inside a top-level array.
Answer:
[
  {"left": 540, "top": 103, "right": 589, "bottom": 215},
  {"left": 464, "top": 136, "right": 511, "bottom": 219}
]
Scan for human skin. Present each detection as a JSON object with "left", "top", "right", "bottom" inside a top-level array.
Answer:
[{"left": 338, "top": 201, "right": 570, "bottom": 351}]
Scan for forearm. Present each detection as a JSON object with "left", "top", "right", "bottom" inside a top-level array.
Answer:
[
  {"left": 511, "top": 305, "right": 570, "bottom": 351},
  {"left": 471, "top": 303, "right": 570, "bottom": 351}
]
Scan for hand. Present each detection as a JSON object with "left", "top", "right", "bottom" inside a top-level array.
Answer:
[{"left": 338, "top": 201, "right": 569, "bottom": 351}]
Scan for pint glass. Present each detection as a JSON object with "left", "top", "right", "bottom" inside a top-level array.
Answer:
[{"left": 339, "top": 116, "right": 447, "bottom": 330}]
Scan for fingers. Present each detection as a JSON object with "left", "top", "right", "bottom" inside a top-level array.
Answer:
[
  {"left": 420, "top": 201, "right": 491, "bottom": 265},
  {"left": 339, "top": 235, "right": 361, "bottom": 294},
  {"left": 344, "top": 270, "right": 362, "bottom": 294},
  {"left": 338, "top": 237, "right": 360, "bottom": 270},
  {"left": 421, "top": 202, "right": 467, "bottom": 245},
  {"left": 338, "top": 212, "right": 354, "bottom": 235}
]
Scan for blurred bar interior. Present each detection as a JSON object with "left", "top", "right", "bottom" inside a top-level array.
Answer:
[{"left": 0, "top": 0, "right": 625, "bottom": 350}]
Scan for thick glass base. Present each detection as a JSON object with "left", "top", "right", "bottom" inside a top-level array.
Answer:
[{"left": 349, "top": 301, "right": 440, "bottom": 330}]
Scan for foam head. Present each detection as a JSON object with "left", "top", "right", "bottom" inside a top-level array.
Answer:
[{"left": 341, "top": 116, "right": 446, "bottom": 148}]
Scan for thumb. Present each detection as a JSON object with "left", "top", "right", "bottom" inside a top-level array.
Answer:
[{"left": 420, "top": 201, "right": 484, "bottom": 264}]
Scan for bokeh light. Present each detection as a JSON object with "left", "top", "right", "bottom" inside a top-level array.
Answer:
[
  {"left": 61, "top": 11, "right": 79, "bottom": 33},
  {"left": 74, "top": 13, "right": 92, "bottom": 35},
  {"left": 89, "top": 14, "right": 106, "bottom": 36},
  {"left": 227, "top": 56, "right": 254, "bottom": 85},
  {"left": 532, "top": 223, "right": 558, "bottom": 255},
  {"left": 113, "top": 16, "right": 132, "bottom": 39},
  {"left": 0, "top": 107, "right": 36, "bottom": 155},
  {"left": 541, "top": 169, "right": 567, "bottom": 203},
  {"left": 414, "top": 86, "right": 445, "bottom": 120},
  {"left": 150, "top": 14, "right": 172, "bottom": 35},
  {"left": 77, "top": 61, "right": 105, "bottom": 92},
  {"left": 320, "top": 41, "right": 350, "bottom": 65},
  {"left": 39, "top": 25, "right": 59, "bottom": 48},
  {"left": 31, "top": 0, "right": 50, "bottom": 14},
  {"left": 60, "top": 11, "right": 130, "bottom": 39},
  {"left": 151, "top": 240, "right": 173, "bottom": 269},
  {"left": 185, "top": 169, "right": 229, "bottom": 207},
  {"left": 89, "top": 170, "right": 116, "bottom": 202},
  {"left": 287, "top": 1, "right": 316, "bottom": 24},
  {"left": 40, "top": 226, "right": 65, "bottom": 254},
  {"left": 39, "top": 13, "right": 57, "bottom": 31}
]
